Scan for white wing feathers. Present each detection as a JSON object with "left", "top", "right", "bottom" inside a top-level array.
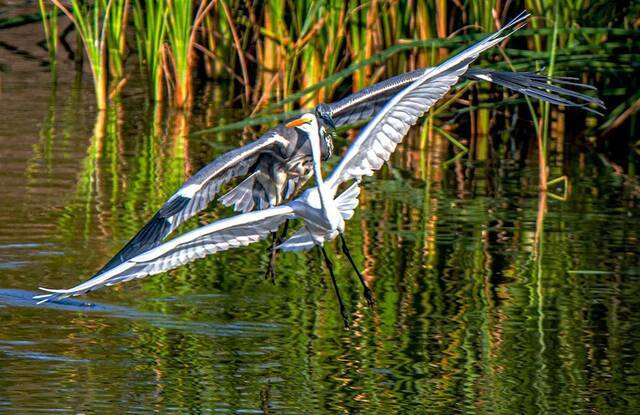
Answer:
[
  {"left": 35, "top": 205, "right": 296, "bottom": 303},
  {"left": 327, "top": 11, "right": 529, "bottom": 190},
  {"left": 277, "top": 182, "right": 361, "bottom": 252}
]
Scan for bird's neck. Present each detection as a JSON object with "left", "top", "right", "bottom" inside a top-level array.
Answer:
[
  {"left": 313, "top": 161, "right": 332, "bottom": 211},
  {"left": 306, "top": 128, "right": 337, "bottom": 220}
]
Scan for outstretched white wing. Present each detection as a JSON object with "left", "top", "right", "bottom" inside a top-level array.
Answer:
[
  {"left": 35, "top": 205, "right": 296, "bottom": 303},
  {"left": 326, "top": 11, "right": 530, "bottom": 190},
  {"left": 93, "top": 127, "right": 294, "bottom": 276},
  {"left": 323, "top": 67, "right": 604, "bottom": 128}
]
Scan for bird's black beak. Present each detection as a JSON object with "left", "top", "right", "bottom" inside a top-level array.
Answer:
[
  {"left": 315, "top": 103, "right": 336, "bottom": 130},
  {"left": 324, "top": 114, "right": 336, "bottom": 130}
]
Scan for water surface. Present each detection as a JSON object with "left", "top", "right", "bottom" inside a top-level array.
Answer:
[{"left": 1, "top": 46, "right": 639, "bottom": 415}]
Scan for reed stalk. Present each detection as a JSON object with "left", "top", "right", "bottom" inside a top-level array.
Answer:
[
  {"left": 539, "top": 3, "right": 561, "bottom": 191},
  {"left": 38, "top": 0, "right": 58, "bottom": 79},
  {"left": 166, "top": 0, "right": 194, "bottom": 108},
  {"left": 50, "top": 0, "right": 112, "bottom": 110},
  {"left": 103, "top": 0, "right": 128, "bottom": 83},
  {"left": 132, "top": 0, "right": 168, "bottom": 101},
  {"left": 166, "top": 0, "right": 213, "bottom": 108}
]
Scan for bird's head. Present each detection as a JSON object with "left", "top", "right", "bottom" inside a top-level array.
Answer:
[
  {"left": 286, "top": 112, "right": 333, "bottom": 161},
  {"left": 285, "top": 112, "right": 319, "bottom": 136},
  {"left": 315, "top": 103, "right": 336, "bottom": 130}
]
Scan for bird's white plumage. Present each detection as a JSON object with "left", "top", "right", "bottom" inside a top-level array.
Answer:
[
  {"left": 278, "top": 181, "right": 361, "bottom": 251},
  {"left": 326, "top": 10, "right": 529, "bottom": 191},
  {"left": 36, "top": 205, "right": 296, "bottom": 301}
]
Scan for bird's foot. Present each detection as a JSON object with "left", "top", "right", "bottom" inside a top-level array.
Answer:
[
  {"left": 363, "top": 286, "right": 375, "bottom": 308},
  {"left": 340, "top": 306, "right": 350, "bottom": 330},
  {"left": 264, "top": 264, "right": 275, "bottom": 284}
]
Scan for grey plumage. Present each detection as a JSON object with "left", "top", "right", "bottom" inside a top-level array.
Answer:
[
  {"left": 95, "top": 124, "right": 329, "bottom": 274},
  {"left": 322, "top": 67, "right": 604, "bottom": 127}
]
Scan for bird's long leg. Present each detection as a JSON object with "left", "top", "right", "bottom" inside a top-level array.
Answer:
[
  {"left": 320, "top": 246, "right": 349, "bottom": 329},
  {"left": 277, "top": 219, "right": 289, "bottom": 244},
  {"left": 264, "top": 220, "right": 289, "bottom": 283},
  {"left": 264, "top": 232, "right": 278, "bottom": 283},
  {"left": 339, "top": 233, "right": 374, "bottom": 307}
]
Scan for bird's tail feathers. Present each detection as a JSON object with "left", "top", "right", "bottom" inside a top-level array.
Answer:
[
  {"left": 335, "top": 181, "right": 361, "bottom": 221},
  {"left": 466, "top": 68, "right": 605, "bottom": 115}
]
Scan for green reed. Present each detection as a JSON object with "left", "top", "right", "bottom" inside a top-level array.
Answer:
[
  {"left": 166, "top": 0, "right": 213, "bottom": 108},
  {"left": 51, "top": 0, "right": 112, "bottom": 110},
  {"left": 38, "top": 0, "right": 58, "bottom": 79},
  {"left": 132, "top": 0, "right": 168, "bottom": 101},
  {"left": 103, "top": 0, "right": 128, "bottom": 85},
  {"left": 166, "top": 0, "right": 194, "bottom": 108}
]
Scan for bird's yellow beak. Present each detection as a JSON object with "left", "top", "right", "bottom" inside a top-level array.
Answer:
[{"left": 286, "top": 117, "right": 310, "bottom": 128}]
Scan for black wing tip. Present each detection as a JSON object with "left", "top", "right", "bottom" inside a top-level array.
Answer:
[
  {"left": 158, "top": 195, "right": 191, "bottom": 217},
  {"left": 94, "top": 215, "right": 172, "bottom": 275},
  {"left": 472, "top": 68, "right": 605, "bottom": 114}
]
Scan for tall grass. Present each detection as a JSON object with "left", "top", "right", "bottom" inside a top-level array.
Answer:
[
  {"left": 51, "top": 0, "right": 112, "bottom": 110},
  {"left": 103, "top": 0, "right": 128, "bottom": 85},
  {"left": 132, "top": 0, "right": 168, "bottom": 101},
  {"left": 166, "top": 0, "right": 213, "bottom": 108},
  {"left": 38, "top": 0, "right": 58, "bottom": 79},
  {"left": 165, "top": 0, "right": 194, "bottom": 108},
  {"left": 37, "top": 0, "right": 638, "bottom": 140}
]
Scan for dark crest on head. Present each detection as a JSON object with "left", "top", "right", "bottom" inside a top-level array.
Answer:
[{"left": 315, "top": 103, "right": 336, "bottom": 130}]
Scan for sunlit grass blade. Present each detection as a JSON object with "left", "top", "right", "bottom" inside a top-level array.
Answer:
[
  {"left": 133, "top": 0, "right": 168, "bottom": 101},
  {"left": 103, "top": 0, "right": 128, "bottom": 85},
  {"left": 38, "top": 0, "right": 58, "bottom": 79},
  {"left": 50, "top": 0, "right": 113, "bottom": 110}
]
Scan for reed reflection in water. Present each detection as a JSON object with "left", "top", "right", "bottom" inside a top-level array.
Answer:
[{"left": 0, "top": 74, "right": 638, "bottom": 414}]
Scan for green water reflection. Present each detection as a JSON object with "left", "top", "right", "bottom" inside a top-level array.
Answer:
[{"left": 0, "top": 77, "right": 639, "bottom": 414}]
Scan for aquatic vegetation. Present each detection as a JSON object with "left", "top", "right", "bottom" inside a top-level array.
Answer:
[
  {"left": 132, "top": 0, "right": 168, "bottom": 101},
  {"left": 166, "top": 0, "right": 213, "bottom": 108},
  {"left": 50, "top": 0, "right": 112, "bottom": 110},
  {"left": 37, "top": 0, "right": 58, "bottom": 79},
  {"left": 103, "top": 0, "right": 128, "bottom": 87},
  {"left": 27, "top": 1, "right": 637, "bottom": 132}
]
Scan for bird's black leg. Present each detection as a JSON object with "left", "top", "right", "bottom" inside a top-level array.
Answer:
[
  {"left": 277, "top": 219, "right": 290, "bottom": 244},
  {"left": 264, "top": 220, "right": 289, "bottom": 283},
  {"left": 320, "top": 246, "right": 349, "bottom": 329},
  {"left": 265, "top": 232, "right": 278, "bottom": 283},
  {"left": 339, "top": 233, "right": 374, "bottom": 307}
]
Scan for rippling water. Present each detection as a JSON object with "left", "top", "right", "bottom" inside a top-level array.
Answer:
[{"left": 1, "top": 54, "right": 639, "bottom": 414}]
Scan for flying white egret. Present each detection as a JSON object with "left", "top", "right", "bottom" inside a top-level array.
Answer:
[
  {"left": 91, "top": 14, "right": 604, "bottom": 283},
  {"left": 35, "top": 11, "right": 604, "bottom": 325}
]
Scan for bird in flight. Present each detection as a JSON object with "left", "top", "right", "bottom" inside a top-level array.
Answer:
[{"left": 35, "top": 11, "right": 604, "bottom": 326}]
